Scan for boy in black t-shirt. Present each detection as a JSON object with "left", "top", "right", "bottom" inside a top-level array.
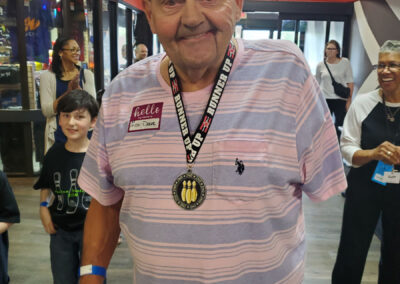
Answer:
[
  {"left": 0, "top": 170, "right": 20, "bottom": 284},
  {"left": 34, "top": 90, "right": 98, "bottom": 284}
]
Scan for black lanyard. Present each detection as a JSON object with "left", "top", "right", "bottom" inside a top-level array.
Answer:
[{"left": 168, "top": 40, "right": 236, "bottom": 165}]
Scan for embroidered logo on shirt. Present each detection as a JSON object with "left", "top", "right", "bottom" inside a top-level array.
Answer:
[
  {"left": 235, "top": 158, "right": 245, "bottom": 175},
  {"left": 128, "top": 102, "right": 163, "bottom": 132}
]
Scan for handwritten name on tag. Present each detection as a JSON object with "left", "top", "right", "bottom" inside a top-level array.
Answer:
[
  {"left": 383, "top": 171, "right": 400, "bottom": 184},
  {"left": 128, "top": 102, "right": 163, "bottom": 132}
]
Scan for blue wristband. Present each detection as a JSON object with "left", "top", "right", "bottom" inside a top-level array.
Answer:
[
  {"left": 79, "top": 265, "right": 106, "bottom": 278},
  {"left": 40, "top": 201, "right": 48, "bottom": 207}
]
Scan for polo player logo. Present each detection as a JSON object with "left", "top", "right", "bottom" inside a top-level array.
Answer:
[{"left": 235, "top": 158, "right": 245, "bottom": 175}]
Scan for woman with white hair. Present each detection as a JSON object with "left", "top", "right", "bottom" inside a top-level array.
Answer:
[{"left": 332, "top": 40, "right": 400, "bottom": 284}]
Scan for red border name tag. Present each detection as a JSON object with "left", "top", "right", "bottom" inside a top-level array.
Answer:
[{"left": 128, "top": 102, "right": 163, "bottom": 132}]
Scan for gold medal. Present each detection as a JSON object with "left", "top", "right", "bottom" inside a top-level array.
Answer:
[{"left": 172, "top": 169, "right": 206, "bottom": 210}]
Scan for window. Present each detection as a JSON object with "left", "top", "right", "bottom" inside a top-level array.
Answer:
[{"left": 243, "top": 30, "right": 270, "bottom": 40}]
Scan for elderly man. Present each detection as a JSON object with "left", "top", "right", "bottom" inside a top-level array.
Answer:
[
  {"left": 134, "top": 43, "right": 148, "bottom": 63},
  {"left": 78, "top": 0, "right": 347, "bottom": 282}
]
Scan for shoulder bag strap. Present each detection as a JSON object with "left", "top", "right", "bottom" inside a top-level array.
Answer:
[
  {"left": 323, "top": 60, "right": 337, "bottom": 83},
  {"left": 79, "top": 68, "right": 86, "bottom": 88}
]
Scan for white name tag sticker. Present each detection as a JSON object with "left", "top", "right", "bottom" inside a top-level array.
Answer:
[
  {"left": 373, "top": 173, "right": 386, "bottom": 184},
  {"left": 383, "top": 171, "right": 400, "bottom": 184},
  {"left": 129, "top": 118, "right": 160, "bottom": 131},
  {"left": 128, "top": 102, "right": 163, "bottom": 133}
]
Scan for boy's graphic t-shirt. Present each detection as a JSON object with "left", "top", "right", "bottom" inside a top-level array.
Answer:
[{"left": 34, "top": 143, "right": 91, "bottom": 231}]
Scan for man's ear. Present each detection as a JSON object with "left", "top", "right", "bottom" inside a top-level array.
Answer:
[{"left": 142, "top": 0, "right": 157, "bottom": 34}]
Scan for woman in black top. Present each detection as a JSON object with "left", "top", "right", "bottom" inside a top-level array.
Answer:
[{"left": 332, "top": 40, "right": 400, "bottom": 284}]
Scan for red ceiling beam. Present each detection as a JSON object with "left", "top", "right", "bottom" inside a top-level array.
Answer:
[
  {"left": 261, "top": 0, "right": 356, "bottom": 2},
  {"left": 260, "top": 0, "right": 357, "bottom": 2},
  {"left": 260, "top": 0, "right": 358, "bottom": 3}
]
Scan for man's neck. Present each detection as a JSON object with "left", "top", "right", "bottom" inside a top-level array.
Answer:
[
  {"left": 160, "top": 38, "right": 237, "bottom": 92},
  {"left": 65, "top": 138, "right": 90, "bottom": 153},
  {"left": 160, "top": 57, "right": 220, "bottom": 92}
]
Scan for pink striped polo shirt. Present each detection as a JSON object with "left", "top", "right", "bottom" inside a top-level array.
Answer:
[{"left": 79, "top": 39, "right": 347, "bottom": 284}]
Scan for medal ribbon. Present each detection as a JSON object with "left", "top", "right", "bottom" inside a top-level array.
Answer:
[{"left": 168, "top": 40, "right": 236, "bottom": 164}]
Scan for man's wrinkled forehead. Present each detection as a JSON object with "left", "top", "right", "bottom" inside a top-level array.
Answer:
[{"left": 140, "top": 0, "right": 241, "bottom": 10}]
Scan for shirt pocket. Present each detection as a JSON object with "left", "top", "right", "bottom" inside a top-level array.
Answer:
[{"left": 211, "top": 140, "right": 271, "bottom": 202}]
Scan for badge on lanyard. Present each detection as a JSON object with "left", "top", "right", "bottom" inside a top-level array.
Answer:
[
  {"left": 371, "top": 160, "right": 397, "bottom": 185},
  {"left": 383, "top": 170, "right": 400, "bottom": 184}
]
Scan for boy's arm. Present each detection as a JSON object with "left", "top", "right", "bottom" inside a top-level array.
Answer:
[
  {"left": 80, "top": 197, "right": 123, "bottom": 284},
  {"left": 39, "top": 189, "right": 56, "bottom": 234}
]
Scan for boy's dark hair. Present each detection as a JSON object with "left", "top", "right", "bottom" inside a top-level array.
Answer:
[{"left": 56, "top": 89, "right": 99, "bottom": 119}]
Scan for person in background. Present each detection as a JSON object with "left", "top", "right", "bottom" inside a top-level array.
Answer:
[
  {"left": 40, "top": 37, "right": 96, "bottom": 153},
  {"left": 134, "top": 43, "right": 148, "bottom": 63},
  {"left": 120, "top": 44, "right": 130, "bottom": 71},
  {"left": 34, "top": 90, "right": 98, "bottom": 284},
  {"left": 316, "top": 39, "right": 354, "bottom": 141},
  {"left": 332, "top": 40, "right": 400, "bottom": 284},
  {"left": 0, "top": 170, "right": 20, "bottom": 284},
  {"left": 77, "top": 0, "right": 347, "bottom": 282}
]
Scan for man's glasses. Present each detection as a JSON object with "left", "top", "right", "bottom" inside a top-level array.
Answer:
[
  {"left": 62, "top": 48, "right": 81, "bottom": 54},
  {"left": 373, "top": 63, "right": 400, "bottom": 72}
]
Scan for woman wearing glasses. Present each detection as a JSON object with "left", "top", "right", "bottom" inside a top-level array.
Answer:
[
  {"left": 40, "top": 37, "right": 96, "bottom": 152},
  {"left": 316, "top": 39, "right": 354, "bottom": 141},
  {"left": 332, "top": 40, "right": 400, "bottom": 284}
]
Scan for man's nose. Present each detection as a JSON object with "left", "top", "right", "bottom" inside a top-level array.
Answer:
[{"left": 181, "top": 0, "right": 204, "bottom": 28}]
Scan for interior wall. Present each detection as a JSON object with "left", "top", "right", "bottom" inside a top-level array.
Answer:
[{"left": 349, "top": 0, "right": 400, "bottom": 96}]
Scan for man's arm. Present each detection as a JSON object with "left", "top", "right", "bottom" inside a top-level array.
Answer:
[{"left": 80, "top": 197, "right": 123, "bottom": 284}]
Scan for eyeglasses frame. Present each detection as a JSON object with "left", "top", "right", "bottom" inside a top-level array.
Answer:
[
  {"left": 62, "top": 48, "right": 81, "bottom": 54},
  {"left": 373, "top": 63, "right": 400, "bottom": 72}
]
